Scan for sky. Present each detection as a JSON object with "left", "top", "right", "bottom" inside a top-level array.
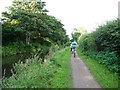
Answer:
[{"left": 0, "top": 0, "right": 119, "bottom": 38}]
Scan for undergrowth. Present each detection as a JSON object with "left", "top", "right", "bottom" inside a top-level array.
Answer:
[{"left": 2, "top": 47, "right": 72, "bottom": 88}]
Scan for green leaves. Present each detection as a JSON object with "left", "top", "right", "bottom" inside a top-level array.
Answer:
[
  {"left": 78, "top": 18, "right": 120, "bottom": 73},
  {"left": 2, "top": 0, "right": 69, "bottom": 46}
]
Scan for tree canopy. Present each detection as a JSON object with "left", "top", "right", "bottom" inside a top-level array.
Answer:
[{"left": 2, "top": 0, "right": 69, "bottom": 45}]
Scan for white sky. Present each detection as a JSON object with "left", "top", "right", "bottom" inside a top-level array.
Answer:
[{"left": 0, "top": 0, "right": 119, "bottom": 38}]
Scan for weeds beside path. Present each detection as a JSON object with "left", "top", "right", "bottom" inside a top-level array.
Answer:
[
  {"left": 77, "top": 48, "right": 118, "bottom": 88},
  {"left": 2, "top": 47, "right": 72, "bottom": 88}
]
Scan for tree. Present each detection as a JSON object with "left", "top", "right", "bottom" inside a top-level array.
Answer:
[
  {"left": 2, "top": 0, "right": 69, "bottom": 46},
  {"left": 71, "top": 26, "right": 87, "bottom": 42}
]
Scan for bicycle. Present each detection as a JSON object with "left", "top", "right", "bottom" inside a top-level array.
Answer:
[{"left": 72, "top": 47, "right": 76, "bottom": 57}]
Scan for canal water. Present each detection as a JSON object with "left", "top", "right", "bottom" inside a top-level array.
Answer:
[{"left": 2, "top": 53, "right": 32, "bottom": 77}]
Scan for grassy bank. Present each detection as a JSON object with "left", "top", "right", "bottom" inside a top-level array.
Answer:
[
  {"left": 77, "top": 47, "right": 118, "bottom": 88},
  {"left": 2, "top": 47, "right": 72, "bottom": 88},
  {"left": 49, "top": 47, "right": 72, "bottom": 88}
]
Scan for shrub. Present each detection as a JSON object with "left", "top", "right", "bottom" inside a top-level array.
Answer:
[{"left": 78, "top": 18, "right": 120, "bottom": 73}]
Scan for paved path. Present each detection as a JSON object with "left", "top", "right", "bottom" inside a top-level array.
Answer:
[{"left": 71, "top": 53, "right": 101, "bottom": 88}]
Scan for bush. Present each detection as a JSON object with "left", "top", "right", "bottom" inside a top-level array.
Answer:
[{"left": 78, "top": 18, "right": 120, "bottom": 73}]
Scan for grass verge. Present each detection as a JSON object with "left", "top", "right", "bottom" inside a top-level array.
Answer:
[
  {"left": 77, "top": 48, "right": 118, "bottom": 88},
  {"left": 49, "top": 47, "right": 72, "bottom": 88}
]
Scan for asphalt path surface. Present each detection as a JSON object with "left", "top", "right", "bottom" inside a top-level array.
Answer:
[{"left": 71, "top": 52, "right": 101, "bottom": 88}]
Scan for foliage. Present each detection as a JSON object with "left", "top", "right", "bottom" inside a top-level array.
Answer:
[
  {"left": 71, "top": 26, "right": 87, "bottom": 41},
  {"left": 78, "top": 18, "right": 120, "bottom": 73},
  {"left": 2, "top": 56, "right": 55, "bottom": 88},
  {"left": 2, "top": 41, "right": 36, "bottom": 56},
  {"left": 1, "top": 0, "right": 69, "bottom": 62},
  {"left": 94, "top": 19, "right": 120, "bottom": 53},
  {"left": 71, "top": 32, "right": 81, "bottom": 42},
  {"left": 78, "top": 33, "right": 96, "bottom": 52},
  {"left": 2, "top": 0, "right": 69, "bottom": 46},
  {"left": 2, "top": 47, "right": 72, "bottom": 88},
  {"left": 77, "top": 48, "right": 118, "bottom": 88}
]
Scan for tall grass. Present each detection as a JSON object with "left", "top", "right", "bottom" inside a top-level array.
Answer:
[
  {"left": 2, "top": 47, "right": 72, "bottom": 88},
  {"left": 2, "top": 55, "right": 54, "bottom": 88}
]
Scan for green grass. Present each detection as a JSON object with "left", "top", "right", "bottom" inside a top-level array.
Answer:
[
  {"left": 2, "top": 47, "right": 72, "bottom": 88},
  {"left": 2, "top": 55, "right": 55, "bottom": 88},
  {"left": 77, "top": 48, "right": 118, "bottom": 88},
  {"left": 49, "top": 47, "right": 73, "bottom": 88}
]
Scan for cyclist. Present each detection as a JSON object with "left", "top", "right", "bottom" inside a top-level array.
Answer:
[{"left": 70, "top": 40, "right": 77, "bottom": 54}]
